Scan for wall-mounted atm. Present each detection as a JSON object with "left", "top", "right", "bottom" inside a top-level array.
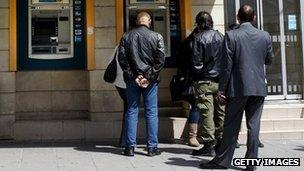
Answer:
[
  {"left": 125, "top": 0, "right": 181, "bottom": 66},
  {"left": 29, "top": 0, "right": 73, "bottom": 59},
  {"left": 17, "top": 0, "right": 86, "bottom": 70}
]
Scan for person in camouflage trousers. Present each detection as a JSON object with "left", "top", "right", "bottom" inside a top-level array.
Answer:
[{"left": 191, "top": 11, "right": 225, "bottom": 156}]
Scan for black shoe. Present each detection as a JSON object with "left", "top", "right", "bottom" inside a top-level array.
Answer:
[
  {"left": 147, "top": 147, "right": 161, "bottom": 157},
  {"left": 192, "top": 143, "right": 216, "bottom": 156},
  {"left": 258, "top": 141, "right": 264, "bottom": 148},
  {"left": 122, "top": 147, "right": 134, "bottom": 156},
  {"left": 214, "top": 139, "right": 222, "bottom": 151},
  {"left": 199, "top": 161, "right": 228, "bottom": 169},
  {"left": 235, "top": 141, "right": 241, "bottom": 148}
]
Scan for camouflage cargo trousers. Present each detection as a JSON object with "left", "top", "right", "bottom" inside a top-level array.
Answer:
[{"left": 194, "top": 80, "right": 225, "bottom": 143}]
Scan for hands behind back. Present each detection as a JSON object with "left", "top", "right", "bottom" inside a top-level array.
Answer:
[{"left": 135, "top": 75, "right": 150, "bottom": 88}]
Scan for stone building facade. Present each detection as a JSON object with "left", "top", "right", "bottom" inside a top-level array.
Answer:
[
  {"left": 0, "top": 0, "right": 224, "bottom": 141},
  {"left": 1, "top": 0, "right": 304, "bottom": 142}
]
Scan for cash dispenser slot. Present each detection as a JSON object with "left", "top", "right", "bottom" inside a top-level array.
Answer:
[
  {"left": 28, "top": 0, "right": 73, "bottom": 59},
  {"left": 125, "top": 0, "right": 181, "bottom": 60}
]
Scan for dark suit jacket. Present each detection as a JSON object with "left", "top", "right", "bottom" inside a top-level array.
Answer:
[{"left": 219, "top": 22, "right": 274, "bottom": 97}]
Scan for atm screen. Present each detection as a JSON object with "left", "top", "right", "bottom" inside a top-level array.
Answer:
[{"left": 32, "top": 18, "right": 58, "bottom": 36}]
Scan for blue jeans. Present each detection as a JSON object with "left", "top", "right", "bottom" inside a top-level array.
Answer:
[
  {"left": 188, "top": 99, "right": 200, "bottom": 124},
  {"left": 122, "top": 81, "right": 159, "bottom": 148}
]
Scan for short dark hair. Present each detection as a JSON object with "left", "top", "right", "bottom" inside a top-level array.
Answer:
[
  {"left": 195, "top": 11, "right": 213, "bottom": 30},
  {"left": 238, "top": 5, "right": 255, "bottom": 22}
]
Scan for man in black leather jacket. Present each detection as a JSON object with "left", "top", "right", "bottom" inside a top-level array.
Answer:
[
  {"left": 191, "top": 11, "right": 225, "bottom": 157},
  {"left": 118, "top": 12, "right": 165, "bottom": 157}
]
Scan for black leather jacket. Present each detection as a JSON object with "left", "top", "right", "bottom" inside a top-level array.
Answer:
[
  {"left": 176, "top": 33, "right": 196, "bottom": 78},
  {"left": 118, "top": 26, "right": 166, "bottom": 83},
  {"left": 192, "top": 29, "right": 224, "bottom": 82}
]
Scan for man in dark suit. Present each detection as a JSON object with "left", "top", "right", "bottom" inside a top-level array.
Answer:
[{"left": 199, "top": 5, "right": 274, "bottom": 170}]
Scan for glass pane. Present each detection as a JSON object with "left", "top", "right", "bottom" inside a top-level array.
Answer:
[
  {"left": 224, "top": 0, "right": 259, "bottom": 29},
  {"left": 283, "top": 0, "right": 303, "bottom": 95},
  {"left": 240, "top": 0, "right": 256, "bottom": 9},
  {"left": 263, "top": 0, "right": 284, "bottom": 95},
  {"left": 224, "top": 0, "right": 236, "bottom": 30}
]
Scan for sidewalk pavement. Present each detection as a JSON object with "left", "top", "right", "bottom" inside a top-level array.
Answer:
[{"left": 0, "top": 140, "right": 303, "bottom": 171}]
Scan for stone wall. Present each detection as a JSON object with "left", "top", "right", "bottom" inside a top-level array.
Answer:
[
  {"left": 0, "top": 0, "right": 15, "bottom": 139},
  {"left": 90, "top": 0, "right": 179, "bottom": 121},
  {"left": 192, "top": 0, "right": 225, "bottom": 34},
  {"left": 13, "top": 2, "right": 90, "bottom": 121},
  {"left": 0, "top": 0, "right": 225, "bottom": 140},
  {"left": 15, "top": 71, "right": 89, "bottom": 120},
  {"left": 89, "top": 0, "right": 120, "bottom": 121}
]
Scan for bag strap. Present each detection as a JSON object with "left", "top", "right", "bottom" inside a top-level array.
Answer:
[
  {"left": 107, "top": 46, "right": 119, "bottom": 65},
  {"left": 113, "top": 46, "right": 119, "bottom": 60}
]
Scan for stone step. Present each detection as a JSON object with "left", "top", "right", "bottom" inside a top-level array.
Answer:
[
  {"left": 16, "top": 111, "right": 88, "bottom": 121},
  {"left": 241, "top": 118, "right": 304, "bottom": 131},
  {"left": 12, "top": 116, "right": 304, "bottom": 142},
  {"left": 13, "top": 117, "right": 187, "bottom": 142},
  {"left": 239, "top": 130, "right": 304, "bottom": 141},
  {"left": 261, "top": 103, "right": 304, "bottom": 119},
  {"left": 14, "top": 104, "right": 304, "bottom": 142},
  {"left": 141, "top": 107, "right": 185, "bottom": 117},
  {"left": 89, "top": 107, "right": 185, "bottom": 121},
  {"left": 16, "top": 106, "right": 185, "bottom": 121}
]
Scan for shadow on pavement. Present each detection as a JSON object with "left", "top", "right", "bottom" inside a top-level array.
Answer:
[
  {"left": 158, "top": 147, "right": 194, "bottom": 155},
  {"left": 75, "top": 145, "right": 155, "bottom": 157},
  {"left": 293, "top": 146, "right": 304, "bottom": 151},
  {"left": 165, "top": 156, "right": 245, "bottom": 170},
  {"left": 0, "top": 141, "right": 124, "bottom": 156},
  {"left": 74, "top": 145, "right": 122, "bottom": 155},
  {"left": 165, "top": 157, "right": 208, "bottom": 168},
  {"left": 0, "top": 141, "right": 85, "bottom": 148}
]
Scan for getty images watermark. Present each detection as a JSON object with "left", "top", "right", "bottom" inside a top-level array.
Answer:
[{"left": 233, "top": 158, "right": 300, "bottom": 167}]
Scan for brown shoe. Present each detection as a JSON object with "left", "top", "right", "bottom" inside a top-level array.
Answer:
[{"left": 188, "top": 123, "right": 200, "bottom": 147}]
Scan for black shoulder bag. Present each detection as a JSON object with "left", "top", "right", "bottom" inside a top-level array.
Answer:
[{"left": 103, "top": 49, "right": 118, "bottom": 83}]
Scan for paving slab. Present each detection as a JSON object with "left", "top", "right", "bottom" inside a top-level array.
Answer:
[{"left": 0, "top": 140, "right": 302, "bottom": 171}]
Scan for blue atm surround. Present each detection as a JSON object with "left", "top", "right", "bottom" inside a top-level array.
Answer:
[
  {"left": 167, "top": 0, "right": 181, "bottom": 67},
  {"left": 17, "top": 0, "right": 87, "bottom": 70}
]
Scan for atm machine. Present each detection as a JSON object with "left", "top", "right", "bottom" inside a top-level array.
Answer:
[
  {"left": 125, "top": 0, "right": 171, "bottom": 56},
  {"left": 29, "top": 0, "right": 74, "bottom": 59},
  {"left": 17, "top": 0, "right": 86, "bottom": 70},
  {"left": 125, "top": 0, "right": 181, "bottom": 66}
]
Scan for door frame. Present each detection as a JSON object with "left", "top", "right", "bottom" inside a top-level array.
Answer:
[
  {"left": 235, "top": 0, "right": 304, "bottom": 100},
  {"left": 278, "top": 0, "right": 288, "bottom": 99},
  {"left": 300, "top": 0, "right": 304, "bottom": 99}
]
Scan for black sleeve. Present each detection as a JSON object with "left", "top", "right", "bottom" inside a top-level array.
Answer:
[
  {"left": 176, "top": 39, "right": 188, "bottom": 76},
  {"left": 145, "top": 34, "right": 166, "bottom": 82},
  {"left": 212, "top": 32, "right": 225, "bottom": 74},
  {"left": 219, "top": 32, "right": 234, "bottom": 94},
  {"left": 265, "top": 33, "right": 274, "bottom": 65},
  {"left": 192, "top": 37, "right": 204, "bottom": 74},
  {"left": 118, "top": 35, "right": 134, "bottom": 81}
]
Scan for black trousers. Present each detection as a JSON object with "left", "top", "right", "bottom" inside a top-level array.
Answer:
[
  {"left": 211, "top": 96, "right": 265, "bottom": 168},
  {"left": 116, "top": 86, "right": 127, "bottom": 146}
]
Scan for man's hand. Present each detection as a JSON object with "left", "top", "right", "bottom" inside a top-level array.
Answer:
[
  {"left": 216, "top": 91, "right": 226, "bottom": 105},
  {"left": 135, "top": 75, "right": 150, "bottom": 88},
  {"left": 140, "top": 78, "right": 150, "bottom": 88},
  {"left": 135, "top": 75, "right": 144, "bottom": 86}
]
